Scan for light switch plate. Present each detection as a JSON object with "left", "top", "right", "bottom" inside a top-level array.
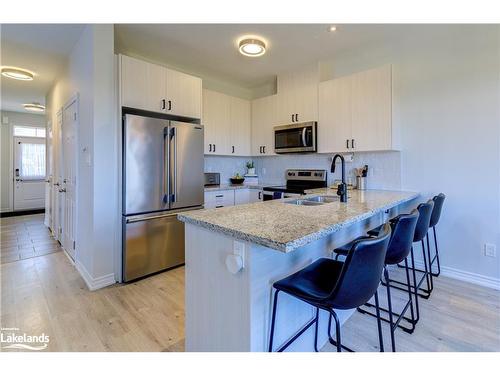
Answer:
[{"left": 484, "top": 243, "right": 496, "bottom": 257}]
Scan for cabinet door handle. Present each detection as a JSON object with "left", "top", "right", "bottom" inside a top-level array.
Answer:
[
  {"left": 213, "top": 144, "right": 216, "bottom": 152},
  {"left": 162, "top": 99, "right": 166, "bottom": 110},
  {"left": 263, "top": 146, "right": 266, "bottom": 153},
  {"left": 259, "top": 146, "right": 262, "bottom": 154},
  {"left": 346, "top": 139, "right": 350, "bottom": 149},
  {"left": 168, "top": 100, "right": 172, "bottom": 111},
  {"left": 209, "top": 144, "right": 212, "bottom": 152},
  {"left": 232, "top": 145, "right": 235, "bottom": 154},
  {"left": 351, "top": 139, "right": 355, "bottom": 149},
  {"left": 296, "top": 113, "right": 299, "bottom": 122},
  {"left": 291, "top": 114, "right": 294, "bottom": 122}
]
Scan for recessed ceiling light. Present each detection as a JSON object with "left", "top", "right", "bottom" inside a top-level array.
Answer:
[
  {"left": 328, "top": 26, "right": 337, "bottom": 32},
  {"left": 238, "top": 38, "right": 266, "bottom": 57},
  {"left": 1, "top": 67, "right": 34, "bottom": 81},
  {"left": 23, "top": 103, "right": 45, "bottom": 112}
]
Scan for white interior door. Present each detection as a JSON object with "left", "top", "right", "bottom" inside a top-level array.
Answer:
[
  {"left": 61, "top": 100, "right": 78, "bottom": 259},
  {"left": 13, "top": 137, "right": 46, "bottom": 211}
]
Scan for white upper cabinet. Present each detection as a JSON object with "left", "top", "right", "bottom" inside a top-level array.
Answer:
[
  {"left": 276, "top": 64, "right": 319, "bottom": 125},
  {"left": 251, "top": 95, "right": 276, "bottom": 156},
  {"left": 120, "top": 55, "right": 202, "bottom": 119},
  {"left": 318, "top": 75, "right": 352, "bottom": 153},
  {"left": 202, "top": 89, "right": 251, "bottom": 156},
  {"left": 229, "top": 96, "right": 251, "bottom": 156},
  {"left": 318, "top": 64, "right": 394, "bottom": 153},
  {"left": 165, "top": 68, "right": 202, "bottom": 119}
]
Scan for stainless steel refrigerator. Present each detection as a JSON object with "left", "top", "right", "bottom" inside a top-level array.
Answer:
[{"left": 122, "top": 113, "right": 204, "bottom": 282}]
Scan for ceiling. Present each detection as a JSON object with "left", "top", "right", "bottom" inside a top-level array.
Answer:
[
  {"left": 114, "top": 24, "right": 416, "bottom": 92},
  {"left": 1, "top": 24, "right": 85, "bottom": 113}
]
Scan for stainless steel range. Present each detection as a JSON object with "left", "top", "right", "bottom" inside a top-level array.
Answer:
[{"left": 262, "top": 169, "right": 327, "bottom": 201}]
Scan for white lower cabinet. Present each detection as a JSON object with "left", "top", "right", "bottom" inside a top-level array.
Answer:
[
  {"left": 205, "top": 188, "right": 262, "bottom": 208},
  {"left": 204, "top": 190, "right": 235, "bottom": 209}
]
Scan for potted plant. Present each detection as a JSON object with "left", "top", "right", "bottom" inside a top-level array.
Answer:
[{"left": 246, "top": 161, "right": 255, "bottom": 175}]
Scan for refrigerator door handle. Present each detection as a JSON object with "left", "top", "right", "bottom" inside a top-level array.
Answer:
[
  {"left": 163, "top": 127, "right": 170, "bottom": 205},
  {"left": 170, "top": 127, "right": 178, "bottom": 203}
]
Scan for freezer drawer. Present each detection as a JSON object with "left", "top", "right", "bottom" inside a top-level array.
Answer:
[{"left": 123, "top": 212, "right": 185, "bottom": 282}]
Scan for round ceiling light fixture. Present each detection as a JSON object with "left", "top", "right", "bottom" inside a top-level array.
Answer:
[
  {"left": 328, "top": 25, "right": 337, "bottom": 32},
  {"left": 238, "top": 38, "right": 266, "bottom": 57},
  {"left": 1, "top": 66, "right": 34, "bottom": 81},
  {"left": 23, "top": 103, "right": 45, "bottom": 112}
]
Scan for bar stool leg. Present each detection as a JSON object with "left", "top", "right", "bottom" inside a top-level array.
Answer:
[
  {"left": 421, "top": 239, "right": 432, "bottom": 296},
  {"left": 404, "top": 257, "right": 417, "bottom": 332},
  {"left": 433, "top": 227, "right": 441, "bottom": 276},
  {"left": 426, "top": 235, "right": 434, "bottom": 290},
  {"left": 268, "top": 290, "right": 280, "bottom": 352},
  {"left": 410, "top": 247, "right": 420, "bottom": 322},
  {"left": 328, "top": 310, "right": 342, "bottom": 352},
  {"left": 384, "top": 268, "right": 396, "bottom": 352},
  {"left": 314, "top": 308, "right": 319, "bottom": 352},
  {"left": 374, "top": 290, "right": 384, "bottom": 352}
]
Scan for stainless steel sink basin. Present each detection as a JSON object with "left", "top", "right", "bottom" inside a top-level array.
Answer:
[
  {"left": 285, "top": 199, "right": 325, "bottom": 206},
  {"left": 305, "top": 195, "right": 339, "bottom": 203}
]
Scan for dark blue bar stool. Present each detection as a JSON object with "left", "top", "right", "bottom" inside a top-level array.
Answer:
[
  {"left": 333, "top": 210, "right": 419, "bottom": 351},
  {"left": 389, "top": 200, "right": 434, "bottom": 301},
  {"left": 428, "top": 193, "right": 445, "bottom": 276},
  {"left": 268, "top": 224, "right": 391, "bottom": 352}
]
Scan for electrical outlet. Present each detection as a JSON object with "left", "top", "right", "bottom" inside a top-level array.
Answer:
[{"left": 484, "top": 243, "right": 496, "bottom": 257}]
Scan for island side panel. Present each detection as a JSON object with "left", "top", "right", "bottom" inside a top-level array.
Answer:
[{"left": 185, "top": 223, "right": 251, "bottom": 351}]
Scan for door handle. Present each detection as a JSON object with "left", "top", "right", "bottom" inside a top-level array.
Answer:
[
  {"left": 346, "top": 139, "right": 350, "bottom": 149},
  {"left": 351, "top": 139, "right": 355, "bottom": 149},
  {"left": 170, "top": 127, "right": 177, "bottom": 203},
  {"left": 301, "top": 128, "right": 307, "bottom": 147},
  {"left": 209, "top": 144, "right": 212, "bottom": 152},
  {"left": 296, "top": 113, "right": 299, "bottom": 122},
  {"left": 213, "top": 144, "right": 216, "bottom": 152},
  {"left": 263, "top": 146, "right": 266, "bottom": 154},
  {"left": 232, "top": 145, "right": 235, "bottom": 154},
  {"left": 168, "top": 100, "right": 172, "bottom": 111},
  {"left": 162, "top": 99, "right": 166, "bottom": 110}
]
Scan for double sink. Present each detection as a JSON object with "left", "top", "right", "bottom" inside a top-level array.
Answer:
[{"left": 285, "top": 195, "right": 340, "bottom": 206}]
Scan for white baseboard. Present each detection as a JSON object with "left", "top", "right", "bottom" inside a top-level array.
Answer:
[
  {"left": 75, "top": 260, "right": 116, "bottom": 291},
  {"left": 411, "top": 259, "right": 500, "bottom": 291}
]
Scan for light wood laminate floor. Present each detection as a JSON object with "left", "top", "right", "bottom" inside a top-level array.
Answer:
[{"left": 1, "top": 214, "right": 499, "bottom": 352}]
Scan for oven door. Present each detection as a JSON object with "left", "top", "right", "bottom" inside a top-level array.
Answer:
[{"left": 274, "top": 122, "right": 317, "bottom": 153}]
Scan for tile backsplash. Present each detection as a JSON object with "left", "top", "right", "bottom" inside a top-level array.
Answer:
[{"left": 205, "top": 151, "right": 401, "bottom": 189}]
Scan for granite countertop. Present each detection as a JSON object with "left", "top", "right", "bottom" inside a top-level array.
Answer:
[
  {"left": 178, "top": 189, "right": 419, "bottom": 252},
  {"left": 204, "top": 184, "right": 265, "bottom": 192}
]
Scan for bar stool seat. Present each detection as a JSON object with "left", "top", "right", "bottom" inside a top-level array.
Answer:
[{"left": 273, "top": 258, "right": 344, "bottom": 304}]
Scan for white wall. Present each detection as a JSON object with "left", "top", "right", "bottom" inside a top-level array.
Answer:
[
  {"left": 45, "top": 24, "right": 117, "bottom": 290},
  {"left": 0, "top": 110, "right": 46, "bottom": 212},
  {"left": 320, "top": 25, "right": 500, "bottom": 282}
]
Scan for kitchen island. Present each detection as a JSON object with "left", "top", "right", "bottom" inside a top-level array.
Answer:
[{"left": 178, "top": 189, "right": 419, "bottom": 352}]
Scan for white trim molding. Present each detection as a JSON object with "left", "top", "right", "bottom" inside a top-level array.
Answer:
[
  {"left": 76, "top": 260, "right": 116, "bottom": 291},
  {"left": 410, "top": 260, "right": 500, "bottom": 291}
]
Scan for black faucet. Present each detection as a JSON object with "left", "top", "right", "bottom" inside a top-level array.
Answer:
[{"left": 330, "top": 154, "right": 347, "bottom": 202}]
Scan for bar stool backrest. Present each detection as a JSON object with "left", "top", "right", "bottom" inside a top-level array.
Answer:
[
  {"left": 413, "top": 200, "right": 434, "bottom": 242},
  {"left": 385, "top": 209, "right": 419, "bottom": 265},
  {"left": 430, "top": 193, "right": 446, "bottom": 228},
  {"left": 326, "top": 224, "right": 391, "bottom": 310}
]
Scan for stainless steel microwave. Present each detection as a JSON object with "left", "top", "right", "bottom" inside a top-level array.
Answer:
[{"left": 274, "top": 121, "right": 317, "bottom": 153}]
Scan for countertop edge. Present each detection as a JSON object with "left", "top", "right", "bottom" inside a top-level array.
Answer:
[{"left": 179, "top": 191, "right": 420, "bottom": 253}]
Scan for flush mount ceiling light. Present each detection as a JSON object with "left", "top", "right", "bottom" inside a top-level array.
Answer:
[
  {"left": 328, "top": 25, "right": 337, "bottom": 32},
  {"left": 1, "top": 66, "right": 34, "bottom": 81},
  {"left": 23, "top": 103, "right": 45, "bottom": 112},
  {"left": 238, "top": 38, "right": 266, "bottom": 57}
]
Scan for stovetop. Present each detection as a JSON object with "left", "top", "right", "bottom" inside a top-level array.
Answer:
[{"left": 263, "top": 169, "right": 327, "bottom": 194}]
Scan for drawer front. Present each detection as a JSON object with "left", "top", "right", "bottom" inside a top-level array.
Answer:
[{"left": 204, "top": 190, "right": 235, "bottom": 208}]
